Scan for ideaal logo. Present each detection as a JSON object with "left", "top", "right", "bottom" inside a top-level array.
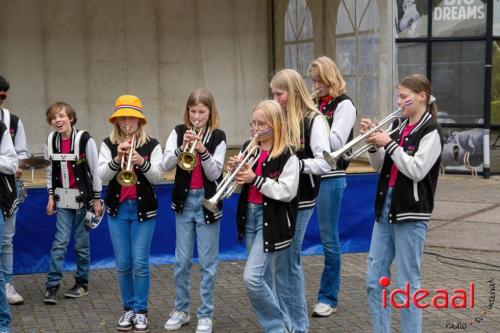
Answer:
[{"left": 379, "top": 277, "right": 495, "bottom": 330}]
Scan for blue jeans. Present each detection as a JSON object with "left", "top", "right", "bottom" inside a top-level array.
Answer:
[
  {"left": 315, "top": 176, "right": 346, "bottom": 306},
  {"left": 366, "top": 188, "right": 427, "bottom": 333},
  {"left": 274, "top": 208, "right": 314, "bottom": 333},
  {"left": 174, "top": 189, "right": 220, "bottom": 319},
  {"left": 0, "top": 214, "right": 11, "bottom": 332},
  {"left": 46, "top": 207, "right": 89, "bottom": 287},
  {"left": 108, "top": 200, "right": 155, "bottom": 314},
  {"left": 1, "top": 180, "right": 23, "bottom": 284},
  {"left": 243, "top": 204, "right": 289, "bottom": 333}
]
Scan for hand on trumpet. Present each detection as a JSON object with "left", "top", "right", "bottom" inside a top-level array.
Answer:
[
  {"left": 114, "top": 140, "right": 132, "bottom": 164},
  {"left": 129, "top": 149, "right": 145, "bottom": 167},
  {"left": 93, "top": 199, "right": 103, "bottom": 217},
  {"left": 235, "top": 162, "right": 256, "bottom": 185},
  {"left": 360, "top": 118, "right": 392, "bottom": 147},
  {"left": 182, "top": 129, "right": 206, "bottom": 154}
]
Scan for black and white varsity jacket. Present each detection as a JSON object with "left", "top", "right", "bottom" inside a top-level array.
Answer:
[
  {"left": 99, "top": 136, "right": 163, "bottom": 221},
  {"left": 236, "top": 142, "right": 299, "bottom": 252},
  {"left": 45, "top": 128, "right": 101, "bottom": 209},
  {"left": 296, "top": 112, "right": 332, "bottom": 209},
  {"left": 0, "top": 121, "right": 18, "bottom": 219},
  {"left": 369, "top": 111, "right": 443, "bottom": 223},
  {"left": 316, "top": 94, "right": 356, "bottom": 178},
  {"left": 162, "top": 125, "right": 226, "bottom": 224}
]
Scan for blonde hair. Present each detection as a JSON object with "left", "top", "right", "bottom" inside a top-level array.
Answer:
[
  {"left": 252, "top": 100, "right": 292, "bottom": 158},
  {"left": 270, "top": 69, "right": 320, "bottom": 150},
  {"left": 184, "top": 88, "right": 219, "bottom": 129},
  {"left": 398, "top": 74, "right": 438, "bottom": 120},
  {"left": 109, "top": 120, "right": 148, "bottom": 146},
  {"left": 309, "top": 56, "right": 347, "bottom": 98}
]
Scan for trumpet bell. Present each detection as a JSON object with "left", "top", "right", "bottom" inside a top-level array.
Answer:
[
  {"left": 117, "top": 170, "right": 137, "bottom": 187},
  {"left": 323, "top": 151, "right": 338, "bottom": 170},
  {"left": 177, "top": 151, "right": 197, "bottom": 171},
  {"left": 202, "top": 198, "right": 221, "bottom": 214}
]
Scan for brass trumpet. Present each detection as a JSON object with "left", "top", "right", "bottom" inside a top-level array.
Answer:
[
  {"left": 202, "top": 134, "right": 262, "bottom": 214},
  {"left": 117, "top": 133, "right": 138, "bottom": 187},
  {"left": 177, "top": 121, "right": 204, "bottom": 171},
  {"left": 323, "top": 107, "right": 404, "bottom": 170}
]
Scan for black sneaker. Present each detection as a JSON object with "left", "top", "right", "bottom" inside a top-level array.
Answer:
[
  {"left": 64, "top": 282, "right": 89, "bottom": 298},
  {"left": 43, "top": 286, "right": 59, "bottom": 305},
  {"left": 117, "top": 310, "right": 135, "bottom": 331},
  {"left": 133, "top": 313, "right": 149, "bottom": 333}
]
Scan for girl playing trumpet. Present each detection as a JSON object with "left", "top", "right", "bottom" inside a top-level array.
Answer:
[
  {"left": 99, "top": 95, "right": 163, "bottom": 333},
  {"left": 162, "top": 88, "right": 226, "bottom": 333},
  {"left": 231, "top": 99, "right": 299, "bottom": 333}
]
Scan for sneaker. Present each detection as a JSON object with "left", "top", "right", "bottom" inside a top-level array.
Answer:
[
  {"left": 164, "top": 310, "right": 190, "bottom": 330},
  {"left": 133, "top": 313, "right": 149, "bottom": 333},
  {"left": 117, "top": 310, "right": 135, "bottom": 331},
  {"left": 64, "top": 282, "right": 88, "bottom": 298},
  {"left": 312, "top": 302, "right": 337, "bottom": 317},
  {"left": 6, "top": 283, "right": 24, "bottom": 305},
  {"left": 43, "top": 286, "right": 59, "bottom": 305},
  {"left": 196, "top": 317, "right": 212, "bottom": 333}
]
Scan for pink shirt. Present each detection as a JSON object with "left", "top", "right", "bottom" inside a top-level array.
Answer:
[
  {"left": 120, "top": 184, "right": 137, "bottom": 203},
  {"left": 388, "top": 123, "right": 415, "bottom": 187},
  {"left": 190, "top": 154, "right": 204, "bottom": 189},
  {"left": 247, "top": 150, "right": 269, "bottom": 204},
  {"left": 318, "top": 95, "right": 332, "bottom": 112},
  {"left": 60, "top": 138, "right": 77, "bottom": 189}
]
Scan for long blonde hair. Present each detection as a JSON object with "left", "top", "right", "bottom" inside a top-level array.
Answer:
[
  {"left": 270, "top": 69, "right": 320, "bottom": 150},
  {"left": 252, "top": 100, "right": 291, "bottom": 158},
  {"left": 109, "top": 120, "right": 148, "bottom": 146},
  {"left": 309, "top": 56, "right": 347, "bottom": 98},
  {"left": 184, "top": 88, "right": 220, "bottom": 129}
]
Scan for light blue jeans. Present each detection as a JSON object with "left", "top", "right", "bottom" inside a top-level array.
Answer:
[
  {"left": 243, "top": 204, "right": 289, "bottom": 333},
  {"left": 366, "top": 187, "right": 427, "bottom": 333},
  {"left": 0, "top": 213, "right": 11, "bottom": 332},
  {"left": 46, "top": 207, "right": 89, "bottom": 287},
  {"left": 108, "top": 200, "right": 155, "bottom": 314},
  {"left": 174, "top": 189, "right": 220, "bottom": 319},
  {"left": 315, "top": 176, "right": 346, "bottom": 307},
  {"left": 2, "top": 180, "right": 24, "bottom": 284},
  {"left": 274, "top": 208, "right": 314, "bottom": 333}
]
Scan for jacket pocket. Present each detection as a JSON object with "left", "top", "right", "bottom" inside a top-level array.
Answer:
[
  {"left": 285, "top": 210, "right": 291, "bottom": 228},
  {"left": 309, "top": 174, "right": 315, "bottom": 188},
  {"left": 413, "top": 181, "right": 419, "bottom": 202}
]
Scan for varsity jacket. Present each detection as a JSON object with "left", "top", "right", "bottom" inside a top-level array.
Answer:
[
  {"left": 0, "top": 108, "right": 30, "bottom": 159},
  {"left": 162, "top": 125, "right": 226, "bottom": 224},
  {"left": 369, "top": 111, "right": 443, "bottom": 223},
  {"left": 316, "top": 94, "right": 356, "bottom": 178},
  {"left": 45, "top": 128, "right": 101, "bottom": 209},
  {"left": 296, "top": 112, "right": 331, "bottom": 209},
  {"left": 236, "top": 142, "right": 299, "bottom": 252},
  {"left": 0, "top": 122, "right": 18, "bottom": 219},
  {"left": 99, "top": 136, "right": 163, "bottom": 221}
]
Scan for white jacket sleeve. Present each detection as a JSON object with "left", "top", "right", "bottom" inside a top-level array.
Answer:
[
  {"left": 200, "top": 140, "right": 226, "bottom": 182},
  {"left": 45, "top": 143, "right": 53, "bottom": 193},
  {"left": 0, "top": 130, "right": 17, "bottom": 175},
  {"left": 368, "top": 148, "right": 386, "bottom": 172},
  {"left": 386, "top": 129, "right": 442, "bottom": 182},
  {"left": 98, "top": 142, "right": 120, "bottom": 183},
  {"left": 138, "top": 143, "right": 164, "bottom": 185},
  {"left": 301, "top": 116, "right": 332, "bottom": 175},
  {"left": 14, "top": 119, "right": 30, "bottom": 159},
  {"left": 162, "top": 129, "right": 179, "bottom": 172},
  {"left": 85, "top": 138, "right": 102, "bottom": 197},
  {"left": 253, "top": 155, "right": 299, "bottom": 203},
  {"left": 330, "top": 100, "right": 356, "bottom": 151}
]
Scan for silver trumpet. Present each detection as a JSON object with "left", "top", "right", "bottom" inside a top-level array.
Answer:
[
  {"left": 323, "top": 107, "right": 403, "bottom": 170},
  {"left": 203, "top": 134, "right": 262, "bottom": 214}
]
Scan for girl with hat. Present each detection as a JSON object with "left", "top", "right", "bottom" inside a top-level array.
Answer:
[
  {"left": 162, "top": 88, "right": 226, "bottom": 333},
  {"left": 98, "top": 95, "right": 163, "bottom": 333},
  {"left": 44, "top": 102, "right": 102, "bottom": 305}
]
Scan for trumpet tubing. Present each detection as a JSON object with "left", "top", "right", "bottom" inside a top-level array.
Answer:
[
  {"left": 117, "top": 134, "right": 138, "bottom": 187},
  {"left": 177, "top": 124, "right": 203, "bottom": 171}
]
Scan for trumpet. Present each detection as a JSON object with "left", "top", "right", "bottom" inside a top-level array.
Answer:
[
  {"left": 117, "top": 132, "right": 138, "bottom": 187},
  {"left": 323, "top": 107, "right": 403, "bottom": 170},
  {"left": 203, "top": 134, "right": 262, "bottom": 214},
  {"left": 177, "top": 121, "right": 204, "bottom": 171}
]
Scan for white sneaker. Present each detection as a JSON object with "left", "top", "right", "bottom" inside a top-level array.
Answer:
[
  {"left": 5, "top": 283, "right": 24, "bottom": 305},
  {"left": 312, "top": 302, "right": 337, "bottom": 317},
  {"left": 164, "top": 310, "right": 190, "bottom": 331},
  {"left": 196, "top": 317, "right": 213, "bottom": 333}
]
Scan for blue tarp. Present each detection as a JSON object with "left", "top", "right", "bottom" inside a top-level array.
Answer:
[{"left": 14, "top": 173, "right": 378, "bottom": 275}]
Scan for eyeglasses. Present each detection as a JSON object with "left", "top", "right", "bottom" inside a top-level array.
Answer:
[
  {"left": 249, "top": 121, "right": 268, "bottom": 129},
  {"left": 0, "top": 93, "right": 6, "bottom": 101}
]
